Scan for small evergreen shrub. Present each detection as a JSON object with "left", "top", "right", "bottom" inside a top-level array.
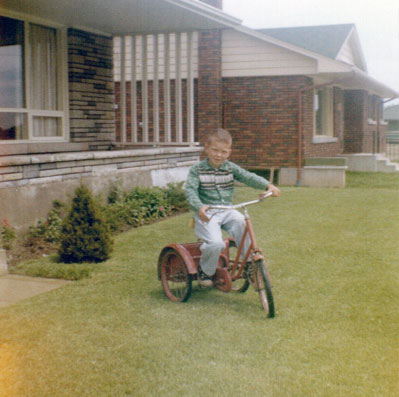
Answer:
[{"left": 59, "top": 185, "right": 113, "bottom": 263}]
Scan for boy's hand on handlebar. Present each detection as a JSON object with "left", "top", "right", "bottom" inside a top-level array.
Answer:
[
  {"left": 262, "top": 184, "right": 280, "bottom": 198},
  {"left": 198, "top": 205, "right": 211, "bottom": 223}
]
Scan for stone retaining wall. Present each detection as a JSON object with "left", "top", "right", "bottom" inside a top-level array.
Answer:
[{"left": 0, "top": 147, "right": 201, "bottom": 230}]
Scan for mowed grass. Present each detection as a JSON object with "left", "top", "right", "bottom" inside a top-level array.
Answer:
[{"left": 1, "top": 172, "right": 398, "bottom": 396}]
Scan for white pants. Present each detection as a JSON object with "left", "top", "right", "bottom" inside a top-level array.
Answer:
[{"left": 194, "top": 209, "right": 250, "bottom": 276}]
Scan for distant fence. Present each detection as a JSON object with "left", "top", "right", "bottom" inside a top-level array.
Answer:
[{"left": 386, "top": 131, "right": 399, "bottom": 161}]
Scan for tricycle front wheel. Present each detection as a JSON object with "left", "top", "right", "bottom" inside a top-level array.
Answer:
[
  {"left": 254, "top": 260, "right": 275, "bottom": 318},
  {"left": 160, "top": 249, "right": 192, "bottom": 302}
]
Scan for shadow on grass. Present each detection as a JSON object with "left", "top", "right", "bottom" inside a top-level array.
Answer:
[{"left": 148, "top": 282, "right": 270, "bottom": 318}]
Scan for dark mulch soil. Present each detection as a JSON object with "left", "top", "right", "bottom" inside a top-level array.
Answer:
[{"left": 7, "top": 236, "right": 59, "bottom": 268}]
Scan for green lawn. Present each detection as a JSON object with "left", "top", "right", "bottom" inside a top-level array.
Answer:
[{"left": 1, "top": 173, "right": 398, "bottom": 396}]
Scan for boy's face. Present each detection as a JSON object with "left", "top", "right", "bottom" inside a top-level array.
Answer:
[{"left": 205, "top": 139, "right": 231, "bottom": 169}]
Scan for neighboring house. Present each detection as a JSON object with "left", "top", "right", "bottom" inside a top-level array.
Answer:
[
  {"left": 114, "top": 15, "right": 397, "bottom": 180},
  {"left": 384, "top": 104, "right": 399, "bottom": 160},
  {"left": 0, "top": 0, "right": 397, "bottom": 229},
  {"left": 384, "top": 105, "right": 399, "bottom": 132}
]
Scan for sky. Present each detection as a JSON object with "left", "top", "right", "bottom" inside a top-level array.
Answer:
[{"left": 223, "top": 0, "right": 399, "bottom": 102}]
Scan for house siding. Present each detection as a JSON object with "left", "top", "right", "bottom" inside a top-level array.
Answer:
[
  {"left": 222, "top": 29, "right": 317, "bottom": 78},
  {"left": 68, "top": 28, "right": 115, "bottom": 148}
]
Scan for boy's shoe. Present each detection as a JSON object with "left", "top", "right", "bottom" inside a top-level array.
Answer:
[{"left": 198, "top": 268, "right": 213, "bottom": 287}]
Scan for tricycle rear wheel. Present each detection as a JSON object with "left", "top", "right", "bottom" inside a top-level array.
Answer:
[{"left": 160, "top": 249, "right": 192, "bottom": 302}]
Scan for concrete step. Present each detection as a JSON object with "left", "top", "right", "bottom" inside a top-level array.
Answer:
[
  {"left": 339, "top": 153, "right": 399, "bottom": 173},
  {"left": 376, "top": 158, "right": 399, "bottom": 173}
]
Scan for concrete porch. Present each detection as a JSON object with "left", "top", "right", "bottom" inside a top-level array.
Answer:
[{"left": 339, "top": 153, "right": 399, "bottom": 173}]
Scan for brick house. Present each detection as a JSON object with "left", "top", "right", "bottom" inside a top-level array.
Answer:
[
  {"left": 0, "top": 0, "right": 397, "bottom": 229},
  {"left": 114, "top": 2, "right": 397, "bottom": 184},
  {"left": 0, "top": 0, "right": 242, "bottom": 229}
]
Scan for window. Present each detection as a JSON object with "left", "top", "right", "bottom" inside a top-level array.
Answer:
[
  {"left": 0, "top": 15, "right": 66, "bottom": 141},
  {"left": 314, "top": 87, "right": 334, "bottom": 137}
]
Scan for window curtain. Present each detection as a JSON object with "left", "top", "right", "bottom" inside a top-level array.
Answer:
[{"left": 30, "top": 23, "right": 59, "bottom": 137}]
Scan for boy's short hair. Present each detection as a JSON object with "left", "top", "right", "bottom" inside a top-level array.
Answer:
[{"left": 207, "top": 128, "right": 232, "bottom": 146}]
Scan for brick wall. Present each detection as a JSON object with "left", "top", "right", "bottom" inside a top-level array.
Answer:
[
  {"left": 68, "top": 29, "right": 115, "bottom": 148},
  {"left": 197, "top": 29, "right": 223, "bottom": 144},
  {"left": 344, "top": 90, "right": 367, "bottom": 153},
  {"left": 222, "top": 75, "right": 314, "bottom": 168},
  {"left": 115, "top": 79, "right": 198, "bottom": 144}
]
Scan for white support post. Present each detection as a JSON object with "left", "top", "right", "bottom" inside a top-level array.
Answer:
[
  {"left": 120, "top": 36, "right": 127, "bottom": 144},
  {"left": 164, "top": 34, "right": 171, "bottom": 142},
  {"left": 186, "top": 32, "right": 195, "bottom": 144},
  {"left": 175, "top": 32, "right": 183, "bottom": 143},
  {"left": 153, "top": 34, "right": 160, "bottom": 145},
  {"left": 141, "top": 35, "right": 149, "bottom": 143},
  {"left": 130, "top": 35, "right": 138, "bottom": 143}
]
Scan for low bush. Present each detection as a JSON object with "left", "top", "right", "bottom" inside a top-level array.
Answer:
[
  {"left": 0, "top": 218, "right": 16, "bottom": 250},
  {"left": 28, "top": 200, "right": 65, "bottom": 243},
  {"left": 162, "top": 182, "right": 190, "bottom": 212},
  {"left": 105, "top": 183, "right": 175, "bottom": 232}
]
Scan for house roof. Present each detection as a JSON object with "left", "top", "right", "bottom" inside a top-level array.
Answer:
[
  {"left": 257, "top": 24, "right": 355, "bottom": 60},
  {"left": 236, "top": 24, "right": 397, "bottom": 98},
  {"left": 0, "top": 0, "right": 242, "bottom": 35},
  {"left": 384, "top": 105, "right": 399, "bottom": 120}
]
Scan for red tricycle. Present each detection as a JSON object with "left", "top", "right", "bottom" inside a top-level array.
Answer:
[{"left": 157, "top": 192, "right": 275, "bottom": 318}]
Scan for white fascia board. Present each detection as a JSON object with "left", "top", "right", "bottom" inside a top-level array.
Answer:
[
  {"left": 313, "top": 67, "right": 398, "bottom": 98},
  {"left": 164, "top": 0, "right": 242, "bottom": 27},
  {"left": 351, "top": 67, "right": 398, "bottom": 98}
]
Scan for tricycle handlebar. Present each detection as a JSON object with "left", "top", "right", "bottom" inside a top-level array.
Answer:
[{"left": 207, "top": 191, "right": 274, "bottom": 210}]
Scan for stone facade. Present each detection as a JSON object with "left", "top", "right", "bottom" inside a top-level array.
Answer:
[
  {"left": 68, "top": 28, "right": 115, "bottom": 149},
  {"left": 0, "top": 147, "right": 201, "bottom": 229}
]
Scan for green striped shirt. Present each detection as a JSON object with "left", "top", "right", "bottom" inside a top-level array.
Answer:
[{"left": 185, "top": 159, "right": 270, "bottom": 213}]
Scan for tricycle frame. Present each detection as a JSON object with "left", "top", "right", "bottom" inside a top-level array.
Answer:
[{"left": 158, "top": 192, "right": 275, "bottom": 317}]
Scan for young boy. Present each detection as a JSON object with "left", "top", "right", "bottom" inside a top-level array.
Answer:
[{"left": 185, "top": 128, "right": 280, "bottom": 287}]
